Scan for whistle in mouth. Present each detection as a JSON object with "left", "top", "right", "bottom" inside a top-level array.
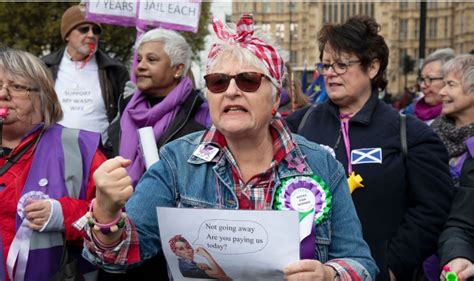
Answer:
[{"left": 0, "top": 107, "right": 8, "bottom": 119}]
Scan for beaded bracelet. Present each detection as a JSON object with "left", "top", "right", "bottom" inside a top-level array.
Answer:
[{"left": 86, "top": 199, "right": 127, "bottom": 235}]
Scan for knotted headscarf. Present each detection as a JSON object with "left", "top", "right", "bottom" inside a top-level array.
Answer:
[
  {"left": 169, "top": 235, "right": 190, "bottom": 254},
  {"left": 206, "top": 13, "right": 284, "bottom": 88}
]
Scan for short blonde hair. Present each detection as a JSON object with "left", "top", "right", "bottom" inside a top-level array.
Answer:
[{"left": 0, "top": 49, "right": 62, "bottom": 127}]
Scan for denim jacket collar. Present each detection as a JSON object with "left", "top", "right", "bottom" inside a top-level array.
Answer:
[{"left": 187, "top": 138, "right": 314, "bottom": 182}]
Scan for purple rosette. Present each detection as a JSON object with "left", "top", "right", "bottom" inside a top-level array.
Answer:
[
  {"left": 273, "top": 175, "right": 332, "bottom": 260},
  {"left": 8, "top": 191, "right": 50, "bottom": 281},
  {"left": 283, "top": 179, "right": 323, "bottom": 212},
  {"left": 274, "top": 175, "right": 331, "bottom": 225}
]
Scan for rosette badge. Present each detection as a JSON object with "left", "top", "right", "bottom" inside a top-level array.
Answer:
[{"left": 274, "top": 175, "right": 332, "bottom": 226}]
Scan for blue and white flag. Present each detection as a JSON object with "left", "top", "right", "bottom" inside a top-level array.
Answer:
[
  {"left": 351, "top": 148, "right": 382, "bottom": 164},
  {"left": 305, "top": 74, "right": 327, "bottom": 104}
]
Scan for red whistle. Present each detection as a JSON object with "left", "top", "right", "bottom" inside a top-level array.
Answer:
[
  {"left": 88, "top": 43, "right": 95, "bottom": 53},
  {"left": 0, "top": 107, "right": 8, "bottom": 119},
  {"left": 78, "top": 43, "right": 96, "bottom": 69}
]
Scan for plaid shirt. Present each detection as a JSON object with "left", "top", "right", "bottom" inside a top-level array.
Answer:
[
  {"left": 201, "top": 116, "right": 295, "bottom": 210},
  {"left": 74, "top": 215, "right": 140, "bottom": 267},
  {"left": 327, "top": 259, "right": 371, "bottom": 280}
]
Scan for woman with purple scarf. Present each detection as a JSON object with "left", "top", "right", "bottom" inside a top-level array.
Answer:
[
  {"left": 116, "top": 28, "right": 209, "bottom": 187},
  {"left": 101, "top": 28, "right": 210, "bottom": 281},
  {"left": 413, "top": 48, "right": 455, "bottom": 125}
]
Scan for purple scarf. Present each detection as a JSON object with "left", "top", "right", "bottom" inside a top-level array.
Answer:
[
  {"left": 120, "top": 77, "right": 193, "bottom": 185},
  {"left": 414, "top": 97, "right": 442, "bottom": 121}
]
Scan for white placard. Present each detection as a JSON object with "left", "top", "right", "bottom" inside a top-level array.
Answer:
[
  {"left": 139, "top": 1, "right": 201, "bottom": 28},
  {"left": 86, "top": 0, "right": 201, "bottom": 32},
  {"left": 138, "top": 126, "right": 159, "bottom": 169},
  {"left": 157, "top": 207, "right": 300, "bottom": 281},
  {"left": 87, "top": 0, "right": 137, "bottom": 18}
]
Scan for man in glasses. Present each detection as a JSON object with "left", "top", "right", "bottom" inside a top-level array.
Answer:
[
  {"left": 43, "top": 4, "right": 129, "bottom": 157},
  {"left": 410, "top": 48, "right": 455, "bottom": 125}
]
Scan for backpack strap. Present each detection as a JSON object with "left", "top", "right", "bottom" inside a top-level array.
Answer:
[
  {"left": 0, "top": 130, "right": 42, "bottom": 176},
  {"left": 400, "top": 113, "right": 408, "bottom": 158},
  {"left": 297, "top": 105, "right": 318, "bottom": 134}
]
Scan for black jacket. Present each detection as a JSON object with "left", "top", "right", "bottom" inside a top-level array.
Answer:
[
  {"left": 286, "top": 91, "right": 453, "bottom": 281},
  {"left": 438, "top": 157, "right": 474, "bottom": 267},
  {"left": 42, "top": 48, "right": 129, "bottom": 124}
]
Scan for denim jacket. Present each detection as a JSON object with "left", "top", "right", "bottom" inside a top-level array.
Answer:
[{"left": 82, "top": 131, "right": 378, "bottom": 279}]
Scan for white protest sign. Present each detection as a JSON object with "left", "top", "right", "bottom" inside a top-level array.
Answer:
[
  {"left": 86, "top": 0, "right": 137, "bottom": 26},
  {"left": 87, "top": 0, "right": 136, "bottom": 17},
  {"left": 85, "top": 0, "right": 201, "bottom": 32},
  {"left": 138, "top": 1, "right": 201, "bottom": 32},
  {"left": 157, "top": 207, "right": 300, "bottom": 281}
]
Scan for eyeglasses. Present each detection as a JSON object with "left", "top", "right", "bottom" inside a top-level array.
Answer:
[
  {"left": 76, "top": 25, "right": 101, "bottom": 36},
  {"left": 0, "top": 83, "right": 37, "bottom": 98},
  {"left": 417, "top": 76, "right": 444, "bottom": 86},
  {"left": 316, "top": 60, "right": 361, "bottom": 75},
  {"left": 204, "top": 72, "right": 270, "bottom": 93}
]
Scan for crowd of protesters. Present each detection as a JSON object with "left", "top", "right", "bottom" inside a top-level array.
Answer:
[{"left": 0, "top": 3, "right": 473, "bottom": 281}]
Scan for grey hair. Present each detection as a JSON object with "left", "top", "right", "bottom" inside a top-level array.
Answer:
[
  {"left": 205, "top": 25, "right": 284, "bottom": 101},
  {"left": 136, "top": 28, "right": 192, "bottom": 76},
  {"left": 0, "top": 49, "right": 62, "bottom": 128},
  {"left": 422, "top": 48, "right": 455, "bottom": 70},
  {"left": 442, "top": 54, "right": 474, "bottom": 94}
]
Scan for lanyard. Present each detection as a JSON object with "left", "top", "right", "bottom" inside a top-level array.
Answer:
[{"left": 340, "top": 113, "right": 352, "bottom": 174}]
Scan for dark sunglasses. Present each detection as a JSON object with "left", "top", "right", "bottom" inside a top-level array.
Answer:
[
  {"left": 77, "top": 25, "right": 101, "bottom": 35},
  {"left": 204, "top": 72, "right": 269, "bottom": 93}
]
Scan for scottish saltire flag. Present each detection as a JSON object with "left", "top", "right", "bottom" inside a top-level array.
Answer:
[
  {"left": 305, "top": 71, "right": 327, "bottom": 104},
  {"left": 351, "top": 148, "right": 383, "bottom": 164}
]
